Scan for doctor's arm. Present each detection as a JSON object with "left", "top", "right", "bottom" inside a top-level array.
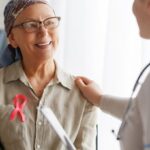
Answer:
[{"left": 75, "top": 76, "right": 129, "bottom": 119}]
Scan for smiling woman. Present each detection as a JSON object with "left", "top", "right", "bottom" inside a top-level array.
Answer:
[
  {"left": 3, "top": 1, "right": 60, "bottom": 94},
  {"left": 0, "top": 0, "right": 98, "bottom": 150},
  {"left": 8, "top": 3, "right": 59, "bottom": 63}
]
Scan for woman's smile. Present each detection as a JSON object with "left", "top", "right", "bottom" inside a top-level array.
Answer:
[{"left": 35, "top": 41, "right": 52, "bottom": 49}]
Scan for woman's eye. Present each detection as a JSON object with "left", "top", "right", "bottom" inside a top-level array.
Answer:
[
  {"left": 45, "top": 21, "right": 53, "bottom": 26},
  {"left": 25, "top": 22, "right": 37, "bottom": 28}
]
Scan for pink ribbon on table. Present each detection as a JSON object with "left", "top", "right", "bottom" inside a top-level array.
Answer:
[{"left": 9, "top": 94, "right": 28, "bottom": 122}]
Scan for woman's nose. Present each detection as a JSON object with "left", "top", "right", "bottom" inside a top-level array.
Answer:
[{"left": 38, "top": 25, "right": 48, "bottom": 36}]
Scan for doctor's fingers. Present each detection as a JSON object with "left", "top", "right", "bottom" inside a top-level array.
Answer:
[{"left": 75, "top": 76, "right": 93, "bottom": 85}]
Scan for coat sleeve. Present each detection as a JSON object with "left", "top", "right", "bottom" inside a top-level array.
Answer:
[{"left": 100, "top": 95, "right": 129, "bottom": 119}]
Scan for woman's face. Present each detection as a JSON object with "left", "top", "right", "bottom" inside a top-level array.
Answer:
[
  {"left": 133, "top": 0, "right": 150, "bottom": 38},
  {"left": 9, "top": 3, "right": 59, "bottom": 60}
]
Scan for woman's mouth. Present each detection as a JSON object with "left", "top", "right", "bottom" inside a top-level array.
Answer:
[{"left": 35, "top": 41, "right": 52, "bottom": 48}]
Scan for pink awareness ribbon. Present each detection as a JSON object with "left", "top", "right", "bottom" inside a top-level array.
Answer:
[{"left": 10, "top": 94, "right": 28, "bottom": 122}]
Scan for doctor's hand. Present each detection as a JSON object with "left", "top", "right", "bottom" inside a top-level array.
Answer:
[{"left": 75, "top": 76, "right": 102, "bottom": 106}]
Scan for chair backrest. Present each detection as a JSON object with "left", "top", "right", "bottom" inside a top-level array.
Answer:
[
  {"left": 0, "top": 29, "right": 7, "bottom": 55},
  {"left": 0, "top": 46, "right": 21, "bottom": 68},
  {"left": 0, "top": 30, "right": 21, "bottom": 68},
  {"left": 0, "top": 29, "right": 7, "bottom": 68},
  {"left": 96, "top": 124, "right": 99, "bottom": 150}
]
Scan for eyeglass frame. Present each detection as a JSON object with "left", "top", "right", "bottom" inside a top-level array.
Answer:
[{"left": 12, "top": 16, "right": 61, "bottom": 33}]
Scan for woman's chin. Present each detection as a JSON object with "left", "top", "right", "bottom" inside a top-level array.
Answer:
[
  {"left": 33, "top": 50, "right": 54, "bottom": 61},
  {"left": 140, "top": 31, "right": 150, "bottom": 39}
]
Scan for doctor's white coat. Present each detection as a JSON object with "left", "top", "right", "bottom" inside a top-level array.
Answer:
[{"left": 100, "top": 71, "right": 150, "bottom": 150}]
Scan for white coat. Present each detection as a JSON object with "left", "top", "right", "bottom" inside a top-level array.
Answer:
[{"left": 100, "top": 64, "right": 150, "bottom": 150}]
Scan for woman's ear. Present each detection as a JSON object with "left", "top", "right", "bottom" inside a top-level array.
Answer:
[{"left": 8, "top": 32, "right": 18, "bottom": 48}]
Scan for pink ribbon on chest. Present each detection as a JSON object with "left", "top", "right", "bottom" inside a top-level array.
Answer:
[{"left": 10, "top": 94, "right": 28, "bottom": 122}]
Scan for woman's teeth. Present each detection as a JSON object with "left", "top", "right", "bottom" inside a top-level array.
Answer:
[
  {"left": 35, "top": 41, "right": 52, "bottom": 48},
  {"left": 37, "top": 42, "right": 51, "bottom": 46}
]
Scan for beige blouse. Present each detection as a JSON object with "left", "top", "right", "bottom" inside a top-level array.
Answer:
[{"left": 0, "top": 61, "right": 98, "bottom": 150}]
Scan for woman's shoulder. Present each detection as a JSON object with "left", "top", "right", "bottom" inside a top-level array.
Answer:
[{"left": 0, "top": 61, "right": 20, "bottom": 81}]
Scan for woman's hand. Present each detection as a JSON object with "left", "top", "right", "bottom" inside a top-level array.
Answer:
[{"left": 75, "top": 76, "right": 102, "bottom": 106}]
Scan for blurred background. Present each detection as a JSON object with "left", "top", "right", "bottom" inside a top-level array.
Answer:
[{"left": 1, "top": 0, "right": 150, "bottom": 149}]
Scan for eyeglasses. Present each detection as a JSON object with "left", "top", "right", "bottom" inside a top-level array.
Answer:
[{"left": 13, "top": 17, "right": 61, "bottom": 33}]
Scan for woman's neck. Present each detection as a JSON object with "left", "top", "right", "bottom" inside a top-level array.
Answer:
[
  {"left": 22, "top": 58, "right": 56, "bottom": 98},
  {"left": 22, "top": 58, "right": 55, "bottom": 79}
]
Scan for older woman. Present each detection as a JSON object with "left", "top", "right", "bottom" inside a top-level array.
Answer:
[{"left": 0, "top": 0, "right": 98, "bottom": 150}]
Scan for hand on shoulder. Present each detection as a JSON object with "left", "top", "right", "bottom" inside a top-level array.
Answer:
[{"left": 75, "top": 76, "right": 102, "bottom": 106}]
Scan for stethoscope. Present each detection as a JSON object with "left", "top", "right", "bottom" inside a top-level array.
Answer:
[{"left": 116, "top": 62, "right": 150, "bottom": 140}]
